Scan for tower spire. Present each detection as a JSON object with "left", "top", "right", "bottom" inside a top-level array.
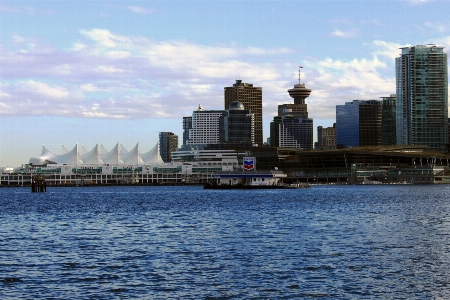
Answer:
[
  {"left": 288, "top": 66, "right": 310, "bottom": 105},
  {"left": 298, "top": 66, "right": 303, "bottom": 84}
]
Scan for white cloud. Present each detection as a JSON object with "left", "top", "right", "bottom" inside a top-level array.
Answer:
[
  {"left": 330, "top": 28, "right": 360, "bottom": 38},
  {"left": 22, "top": 80, "right": 69, "bottom": 99},
  {"left": 106, "top": 50, "right": 131, "bottom": 59},
  {"left": 70, "top": 43, "right": 86, "bottom": 51},
  {"left": 81, "top": 84, "right": 101, "bottom": 92},
  {"left": 401, "top": 0, "right": 434, "bottom": 5},
  {"left": 95, "top": 66, "right": 126, "bottom": 74},
  {"left": 424, "top": 22, "right": 447, "bottom": 32},
  {"left": 0, "top": 91, "right": 11, "bottom": 98},
  {"left": 371, "top": 40, "right": 405, "bottom": 60},
  {"left": 80, "top": 28, "right": 132, "bottom": 48},
  {"left": 301, "top": 40, "right": 398, "bottom": 119},
  {"left": 127, "top": 6, "right": 156, "bottom": 14},
  {"left": 431, "top": 36, "right": 450, "bottom": 51},
  {"left": 0, "top": 5, "right": 35, "bottom": 14}
]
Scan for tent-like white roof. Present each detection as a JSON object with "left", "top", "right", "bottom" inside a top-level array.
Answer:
[{"left": 29, "top": 142, "right": 163, "bottom": 166}]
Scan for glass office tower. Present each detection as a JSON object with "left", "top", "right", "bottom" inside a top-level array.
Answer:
[
  {"left": 396, "top": 45, "right": 448, "bottom": 152},
  {"left": 336, "top": 100, "right": 382, "bottom": 148},
  {"left": 381, "top": 94, "right": 397, "bottom": 146}
]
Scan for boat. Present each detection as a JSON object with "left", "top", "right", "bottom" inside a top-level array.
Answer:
[
  {"left": 204, "top": 170, "right": 310, "bottom": 189},
  {"left": 282, "top": 182, "right": 311, "bottom": 189},
  {"left": 204, "top": 182, "right": 310, "bottom": 189}
]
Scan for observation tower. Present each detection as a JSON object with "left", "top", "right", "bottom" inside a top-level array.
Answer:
[{"left": 288, "top": 67, "right": 312, "bottom": 105}]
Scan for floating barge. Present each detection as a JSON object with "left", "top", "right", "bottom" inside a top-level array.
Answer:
[{"left": 204, "top": 170, "right": 310, "bottom": 189}]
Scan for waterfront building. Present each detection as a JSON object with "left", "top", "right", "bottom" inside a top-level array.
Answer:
[
  {"left": 3, "top": 143, "right": 450, "bottom": 186},
  {"left": 219, "top": 101, "right": 255, "bottom": 145},
  {"left": 317, "top": 124, "right": 336, "bottom": 149},
  {"left": 159, "top": 132, "right": 178, "bottom": 163},
  {"left": 2, "top": 144, "right": 245, "bottom": 186},
  {"left": 205, "top": 143, "right": 450, "bottom": 184},
  {"left": 381, "top": 94, "right": 397, "bottom": 146},
  {"left": 186, "top": 104, "right": 227, "bottom": 145},
  {"left": 336, "top": 100, "right": 382, "bottom": 148},
  {"left": 29, "top": 143, "right": 163, "bottom": 167},
  {"left": 396, "top": 44, "right": 448, "bottom": 152},
  {"left": 224, "top": 80, "right": 263, "bottom": 146}
]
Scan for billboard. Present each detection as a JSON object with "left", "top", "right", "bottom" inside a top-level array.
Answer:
[{"left": 243, "top": 157, "right": 255, "bottom": 170}]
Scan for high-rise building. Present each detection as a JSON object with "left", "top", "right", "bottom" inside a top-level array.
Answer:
[
  {"left": 187, "top": 104, "right": 227, "bottom": 145},
  {"left": 159, "top": 132, "right": 178, "bottom": 163},
  {"left": 396, "top": 44, "right": 448, "bottom": 152},
  {"left": 219, "top": 101, "right": 255, "bottom": 145},
  {"left": 278, "top": 116, "right": 313, "bottom": 149},
  {"left": 359, "top": 100, "right": 382, "bottom": 146},
  {"left": 182, "top": 116, "right": 192, "bottom": 146},
  {"left": 381, "top": 94, "right": 397, "bottom": 146},
  {"left": 224, "top": 80, "right": 263, "bottom": 146},
  {"left": 317, "top": 124, "right": 336, "bottom": 149},
  {"left": 270, "top": 68, "right": 313, "bottom": 150},
  {"left": 336, "top": 101, "right": 360, "bottom": 148},
  {"left": 336, "top": 100, "right": 382, "bottom": 148}
]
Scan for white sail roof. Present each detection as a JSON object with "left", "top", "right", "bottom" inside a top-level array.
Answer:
[
  {"left": 101, "top": 143, "right": 124, "bottom": 165},
  {"left": 100, "top": 145, "right": 109, "bottom": 155},
  {"left": 61, "top": 145, "right": 69, "bottom": 154},
  {"left": 50, "top": 144, "right": 83, "bottom": 165},
  {"left": 80, "top": 145, "right": 89, "bottom": 155},
  {"left": 122, "top": 143, "right": 145, "bottom": 165},
  {"left": 81, "top": 144, "right": 104, "bottom": 165},
  {"left": 142, "top": 142, "right": 164, "bottom": 164},
  {"left": 29, "top": 145, "right": 57, "bottom": 165},
  {"left": 120, "top": 144, "right": 129, "bottom": 155},
  {"left": 29, "top": 142, "right": 163, "bottom": 167}
]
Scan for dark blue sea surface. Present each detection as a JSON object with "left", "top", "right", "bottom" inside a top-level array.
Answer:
[{"left": 1, "top": 185, "right": 450, "bottom": 299}]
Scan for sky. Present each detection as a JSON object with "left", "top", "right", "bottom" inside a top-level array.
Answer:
[{"left": 1, "top": 0, "right": 450, "bottom": 167}]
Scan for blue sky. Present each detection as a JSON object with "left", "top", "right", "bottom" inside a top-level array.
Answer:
[{"left": 1, "top": 0, "right": 449, "bottom": 167}]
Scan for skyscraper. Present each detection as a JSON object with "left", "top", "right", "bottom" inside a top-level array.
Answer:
[
  {"left": 182, "top": 116, "right": 192, "bottom": 146},
  {"left": 396, "top": 44, "right": 448, "bottom": 152},
  {"left": 159, "top": 132, "right": 178, "bottom": 163},
  {"left": 336, "top": 100, "right": 382, "bottom": 148},
  {"left": 381, "top": 94, "right": 397, "bottom": 146},
  {"left": 219, "top": 101, "right": 255, "bottom": 145},
  {"left": 224, "top": 80, "right": 263, "bottom": 146},
  {"left": 359, "top": 100, "right": 382, "bottom": 146},
  {"left": 186, "top": 104, "right": 227, "bottom": 145}
]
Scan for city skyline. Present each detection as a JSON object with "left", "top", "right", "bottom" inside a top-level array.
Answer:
[{"left": 1, "top": 0, "right": 450, "bottom": 167}]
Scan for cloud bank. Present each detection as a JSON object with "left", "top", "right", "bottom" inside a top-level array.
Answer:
[{"left": 1, "top": 29, "right": 436, "bottom": 121}]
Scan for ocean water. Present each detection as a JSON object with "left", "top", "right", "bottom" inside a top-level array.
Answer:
[{"left": 0, "top": 185, "right": 449, "bottom": 299}]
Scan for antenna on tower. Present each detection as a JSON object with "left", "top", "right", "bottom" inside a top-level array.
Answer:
[{"left": 298, "top": 66, "right": 303, "bottom": 84}]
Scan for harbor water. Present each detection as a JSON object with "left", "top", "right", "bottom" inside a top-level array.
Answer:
[{"left": 1, "top": 185, "right": 449, "bottom": 299}]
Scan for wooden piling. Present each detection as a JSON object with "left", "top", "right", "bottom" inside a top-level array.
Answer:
[{"left": 31, "top": 175, "right": 46, "bottom": 192}]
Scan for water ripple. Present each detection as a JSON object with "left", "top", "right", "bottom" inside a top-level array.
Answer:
[{"left": 0, "top": 185, "right": 450, "bottom": 299}]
